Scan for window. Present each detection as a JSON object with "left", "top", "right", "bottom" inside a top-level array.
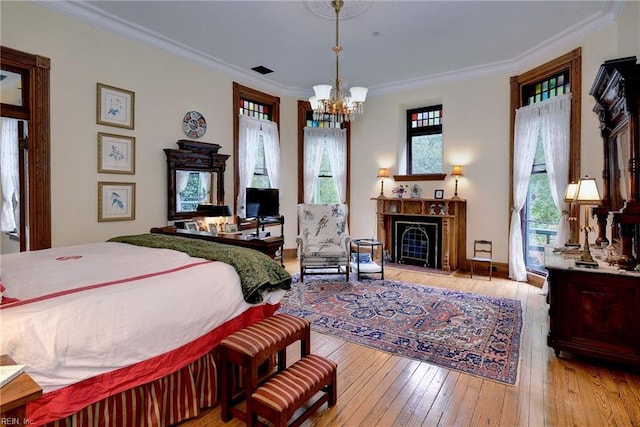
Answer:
[
  {"left": 232, "top": 83, "right": 281, "bottom": 218},
  {"left": 303, "top": 110, "right": 341, "bottom": 204},
  {"left": 509, "top": 48, "right": 581, "bottom": 278},
  {"left": 523, "top": 71, "right": 570, "bottom": 106},
  {"left": 239, "top": 98, "right": 272, "bottom": 189},
  {"left": 406, "top": 105, "right": 443, "bottom": 175},
  {"left": 312, "top": 140, "right": 340, "bottom": 204},
  {"left": 297, "top": 101, "right": 350, "bottom": 204}
]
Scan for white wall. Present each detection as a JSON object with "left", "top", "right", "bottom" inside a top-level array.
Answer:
[{"left": 2, "top": 1, "right": 638, "bottom": 264}]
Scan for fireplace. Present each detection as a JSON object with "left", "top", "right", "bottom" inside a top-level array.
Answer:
[
  {"left": 375, "top": 197, "right": 466, "bottom": 271},
  {"left": 391, "top": 216, "right": 442, "bottom": 268}
]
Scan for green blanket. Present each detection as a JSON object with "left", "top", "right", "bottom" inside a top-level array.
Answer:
[{"left": 108, "top": 233, "right": 291, "bottom": 304}]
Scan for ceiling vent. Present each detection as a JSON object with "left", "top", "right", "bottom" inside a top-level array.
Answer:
[{"left": 251, "top": 66, "right": 273, "bottom": 75}]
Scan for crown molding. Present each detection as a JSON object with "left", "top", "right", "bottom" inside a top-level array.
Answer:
[
  {"left": 34, "top": 0, "right": 303, "bottom": 97},
  {"left": 35, "top": 0, "right": 623, "bottom": 100},
  {"left": 368, "top": 1, "right": 623, "bottom": 97}
]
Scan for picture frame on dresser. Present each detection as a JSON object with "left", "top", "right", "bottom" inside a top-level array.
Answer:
[
  {"left": 97, "top": 83, "right": 135, "bottom": 129},
  {"left": 434, "top": 189, "right": 444, "bottom": 199}
]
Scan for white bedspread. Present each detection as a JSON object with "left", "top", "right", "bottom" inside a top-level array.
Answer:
[{"left": 0, "top": 242, "right": 284, "bottom": 393}]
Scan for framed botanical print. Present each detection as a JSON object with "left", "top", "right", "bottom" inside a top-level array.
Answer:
[
  {"left": 98, "top": 181, "right": 136, "bottom": 221},
  {"left": 97, "top": 83, "right": 135, "bottom": 129},
  {"left": 98, "top": 132, "right": 135, "bottom": 174}
]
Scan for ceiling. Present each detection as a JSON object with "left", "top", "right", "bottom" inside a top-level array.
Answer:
[{"left": 41, "top": 1, "right": 622, "bottom": 98}]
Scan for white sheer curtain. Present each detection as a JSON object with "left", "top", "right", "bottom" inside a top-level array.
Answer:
[
  {"left": 199, "top": 172, "right": 211, "bottom": 204},
  {"left": 176, "top": 170, "right": 190, "bottom": 212},
  {"left": 261, "top": 120, "right": 281, "bottom": 189},
  {"left": 542, "top": 94, "right": 572, "bottom": 246},
  {"left": 0, "top": 118, "right": 20, "bottom": 232},
  {"left": 303, "top": 127, "right": 347, "bottom": 203},
  {"left": 326, "top": 130, "right": 347, "bottom": 203},
  {"left": 509, "top": 93, "right": 571, "bottom": 281}
]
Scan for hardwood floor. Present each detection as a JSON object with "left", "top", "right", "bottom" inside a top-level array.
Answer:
[{"left": 180, "top": 260, "right": 640, "bottom": 427}]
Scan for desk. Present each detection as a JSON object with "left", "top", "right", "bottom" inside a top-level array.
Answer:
[
  {"left": 351, "top": 239, "right": 384, "bottom": 280},
  {"left": 545, "top": 247, "right": 640, "bottom": 365},
  {"left": 1, "top": 355, "right": 42, "bottom": 427},
  {"left": 150, "top": 226, "right": 284, "bottom": 265}
]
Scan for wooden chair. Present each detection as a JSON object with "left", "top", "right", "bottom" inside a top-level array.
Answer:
[{"left": 470, "top": 240, "right": 493, "bottom": 280}]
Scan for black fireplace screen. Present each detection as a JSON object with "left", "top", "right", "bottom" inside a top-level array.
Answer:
[{"left": 391, "top": 217, "right": 441, "bottom": 268}]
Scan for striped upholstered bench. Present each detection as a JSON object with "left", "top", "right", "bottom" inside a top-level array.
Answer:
[
  {"left": 251, "top": 354, "right": 337, "bottom": 427},
  {"left": 220, "top": 313, "right": 311, "bottom": 424}
]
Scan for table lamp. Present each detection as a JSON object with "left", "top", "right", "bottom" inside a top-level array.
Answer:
[
  {"left": 573, "top": 177, "right": 601, "bottom": 268},
  {"left": 451, "top": 165, "right": 463, "bottom": 199},
  {"left": 563, "top": 182, "right": 580, "bottom": 247},
  {"left": 377, "top": 168, "right": 389, "bottom": 197}
]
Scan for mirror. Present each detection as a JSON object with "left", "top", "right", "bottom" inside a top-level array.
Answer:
[
  {"left": 616, "top": 128, "right": 630, "bottom": 204},
  {"left": 175, "top": 169, "right": 216, "bottom": 213},
  {"left": 164, "top": 140, "right": 229, "bottom": 221}
]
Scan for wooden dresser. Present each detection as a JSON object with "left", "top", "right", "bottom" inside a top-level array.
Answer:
[{"left": 545, "top": 247, "right": 640, "bottom": 365}]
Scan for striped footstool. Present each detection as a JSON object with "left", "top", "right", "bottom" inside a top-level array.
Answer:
[
  {"left": 220, "top": 313, "right": 311, "bottom": 424},
  {"left": 251, "top": 354, "right": 337, "bottom": 427}
]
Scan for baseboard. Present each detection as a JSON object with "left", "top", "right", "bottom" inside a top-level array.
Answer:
[{"left": 283, "top": 248, "right": 298, "bottom": 260}]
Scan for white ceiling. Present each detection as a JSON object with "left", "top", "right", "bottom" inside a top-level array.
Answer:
[{"left": 40, "top": 1, "right": 622, "bottom": 98}]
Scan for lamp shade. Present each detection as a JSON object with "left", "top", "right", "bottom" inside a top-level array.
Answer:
[
  {"left": 573, "top": 177, "right": 601, "bottom": 205},
  {"left": 451, "top": 165, "right": 463, "bottom": 176},
  {"left": 350, "top": 87, "right": 368, "bottom": 103},
  {"left": 308, "top": 96, "right": 321, "bottom": 111},
  {"left": 563, "top": 182, "right": 578, "bottom": 202},
  {"left": 377, "top": 168, "right": 389, "bottom": 178},
  {"left": 313, "top": 84, "right": 332, "bottom": 101},
  {"left": 197, "top": 204, "right": 232, "bottom": 217}
]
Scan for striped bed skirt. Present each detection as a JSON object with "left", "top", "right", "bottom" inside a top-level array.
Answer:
[{"left": 41, "top": 349, "right": 218, "bottom": 427}]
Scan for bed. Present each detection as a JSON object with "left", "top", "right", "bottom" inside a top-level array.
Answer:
[{"left": 0, "top": 234, "right": 292, "bottom": 426}]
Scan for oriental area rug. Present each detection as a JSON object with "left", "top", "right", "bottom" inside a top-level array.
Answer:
[{"left": 279, "top": 276, "right": 522, "bottom": 385}]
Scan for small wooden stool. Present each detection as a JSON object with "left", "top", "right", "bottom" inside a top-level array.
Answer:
[
  {"left": 220, "top": 313, "right": 311, "bottom": 424},
  {"left": 251, "top": 354, "right": 337, "bottom": 427}
]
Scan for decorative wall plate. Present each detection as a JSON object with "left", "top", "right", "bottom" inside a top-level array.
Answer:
[{"left": 182, "top": 111, "right": 207, "bottom": 138}]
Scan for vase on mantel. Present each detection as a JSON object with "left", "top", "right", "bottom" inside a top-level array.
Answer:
[{"left": 391, "top": 185, "right": 406, "bottom": 198}]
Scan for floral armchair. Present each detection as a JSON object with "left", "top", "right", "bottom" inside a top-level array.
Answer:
[{"left": 296, "top": 203, "right": 350, "bottom": 283}]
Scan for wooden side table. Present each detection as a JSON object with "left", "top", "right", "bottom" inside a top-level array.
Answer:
[{"left": 0, "top": 355, "right": 42, "bottom": 427}]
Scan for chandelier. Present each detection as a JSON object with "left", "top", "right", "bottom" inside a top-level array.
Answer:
[{"left": 309, "top": 0, "right": 368, "bottom": 124}]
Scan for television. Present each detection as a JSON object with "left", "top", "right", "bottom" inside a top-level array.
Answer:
[{"left": 245, "top": 188, "right": 279, "bottom": 219}]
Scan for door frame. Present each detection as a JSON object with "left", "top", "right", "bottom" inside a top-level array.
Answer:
[{"left": 1, "top": 46, "right": 51, "bottom": 250}]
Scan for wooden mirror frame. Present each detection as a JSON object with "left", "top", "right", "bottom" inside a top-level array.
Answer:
[{"left": 164, "top": 140, "right": 229, "bottom": 221}]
